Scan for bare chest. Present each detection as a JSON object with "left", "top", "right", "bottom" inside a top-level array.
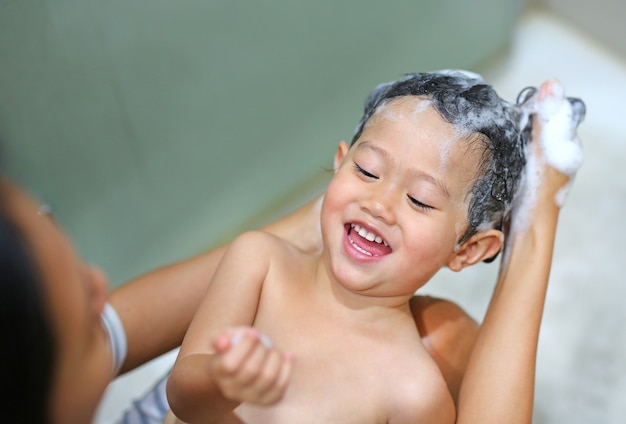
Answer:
[{"left": 238, "top": 293, "right": 448, "bottom": 423}]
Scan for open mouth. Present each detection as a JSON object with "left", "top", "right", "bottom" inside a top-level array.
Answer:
[{"left": 346, "top": 223, "right": 392, "bottom": 257}]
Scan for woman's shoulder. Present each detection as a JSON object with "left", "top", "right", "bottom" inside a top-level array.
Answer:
[
  {"left": 230, "top": 230, "right": 295, "bottom": 250},
  {"left": 410, "top": 295, "right": 477, "bottom": 328},
  {"left": 228, "top": 230, "right": 305, "bottom": 262}
]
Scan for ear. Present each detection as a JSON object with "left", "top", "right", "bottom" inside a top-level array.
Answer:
[
  {"left": 447, "top": 229, "right": 503, "bottom": 272},
  {"left": 333, "top": 141, "right": 350, "bottom": 173}
]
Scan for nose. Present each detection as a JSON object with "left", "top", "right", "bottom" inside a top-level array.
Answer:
[{"left": 360, "top": 182, "right": 397, "bottom": 225}]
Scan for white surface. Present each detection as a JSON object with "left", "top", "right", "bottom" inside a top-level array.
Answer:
[
  {"left": 543, "top": 0, "right": 626, "bottom": 59},
  {"left": 96, "top": 9, "right": 626, "bottom": 423},
  {"left": 95, "top": 349, "right": 177, "bottom": 423}
]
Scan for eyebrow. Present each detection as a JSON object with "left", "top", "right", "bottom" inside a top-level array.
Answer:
[{"left": 356, "top": 141, "right": 451, "bottom": 198}]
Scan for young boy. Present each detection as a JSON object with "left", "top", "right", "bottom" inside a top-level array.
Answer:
[{"left": 165, "top": 71, "right": 585, "bottom": 423}]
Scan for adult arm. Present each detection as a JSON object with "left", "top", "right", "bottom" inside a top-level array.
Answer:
[
  {"left": 108, "top": 196, "right": 322, "bottom": 374},
  {"left": 456, "top": 80, "right": 584, "bottom": 423},
  {"left": 108, "top": 245, "right": 226, "bottom": 374}
]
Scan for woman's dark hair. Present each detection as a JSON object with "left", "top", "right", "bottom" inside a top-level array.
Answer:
[
  {"left": 0, "top": 189, "right": 56, "bottom": 423},
  {"left": 351, "top": 70, "right": 530, "bottom": 247}
]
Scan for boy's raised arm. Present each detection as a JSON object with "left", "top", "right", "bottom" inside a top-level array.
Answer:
[{"left": 456, "top": 80, "right": 585, "bottom": 423}]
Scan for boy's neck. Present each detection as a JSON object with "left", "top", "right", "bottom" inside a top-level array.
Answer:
[{"left": 311, "top": 255, "right": 414, "bottom": 323}]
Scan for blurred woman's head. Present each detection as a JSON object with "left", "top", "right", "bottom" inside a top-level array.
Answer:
[
  {"left": 0, "top": 181, "right": 55, "bottom": 423},
  {"left": 0, "top": 179, "right": 112, "bottom": 423}
]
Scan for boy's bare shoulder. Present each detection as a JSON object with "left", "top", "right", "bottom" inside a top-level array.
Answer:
[
  {"left": 388, "top": 358, "right": 455, "bottom": 424},
  {"left": 409, "top": 295, "right": 478, "bottom": 403}
]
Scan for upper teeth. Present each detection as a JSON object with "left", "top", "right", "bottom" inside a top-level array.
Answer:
[{"left": 351, "top": 224, "right": 388, "bottom": 246}]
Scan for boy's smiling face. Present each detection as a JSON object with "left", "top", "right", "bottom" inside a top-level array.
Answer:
[{"left": 320, "top": 96, "right": 490, "bottom": 302}]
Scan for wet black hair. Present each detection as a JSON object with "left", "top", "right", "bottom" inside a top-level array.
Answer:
[
  {"left": 0, "top": 184, "right": 56, "bottom": 423},
  {"left": 351, "top": 70, "right": 530, "bottom": 248}
]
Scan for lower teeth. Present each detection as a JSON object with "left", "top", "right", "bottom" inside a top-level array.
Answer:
[{"left": 349, "top": 235, "right": 372, "bottom": 256}]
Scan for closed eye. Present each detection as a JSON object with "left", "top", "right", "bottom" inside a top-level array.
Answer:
[
  {"left": 408, "top": 195, "right": 434, "bottom": 211},
  {"left": 354, "top": 163, "right": 378, "bottom": 179}
]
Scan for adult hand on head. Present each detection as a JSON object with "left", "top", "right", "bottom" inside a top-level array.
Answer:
[
  {"left": 527, "top": 79, "right": 585, "bottom": 206},
  {"left": 457, "top": 80, "right": 586, "bottom": 424},
  {"left": 504, "top": 79, "right": 585, "bottom": 242}
]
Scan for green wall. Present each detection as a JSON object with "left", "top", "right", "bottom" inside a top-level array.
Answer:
[{"left": 0, "top": 0, "right": 522, "bottom": 287}]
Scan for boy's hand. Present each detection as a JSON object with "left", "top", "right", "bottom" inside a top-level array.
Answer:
[{"left": 210, "top": 327, "right": 293, "bottom": 406}]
